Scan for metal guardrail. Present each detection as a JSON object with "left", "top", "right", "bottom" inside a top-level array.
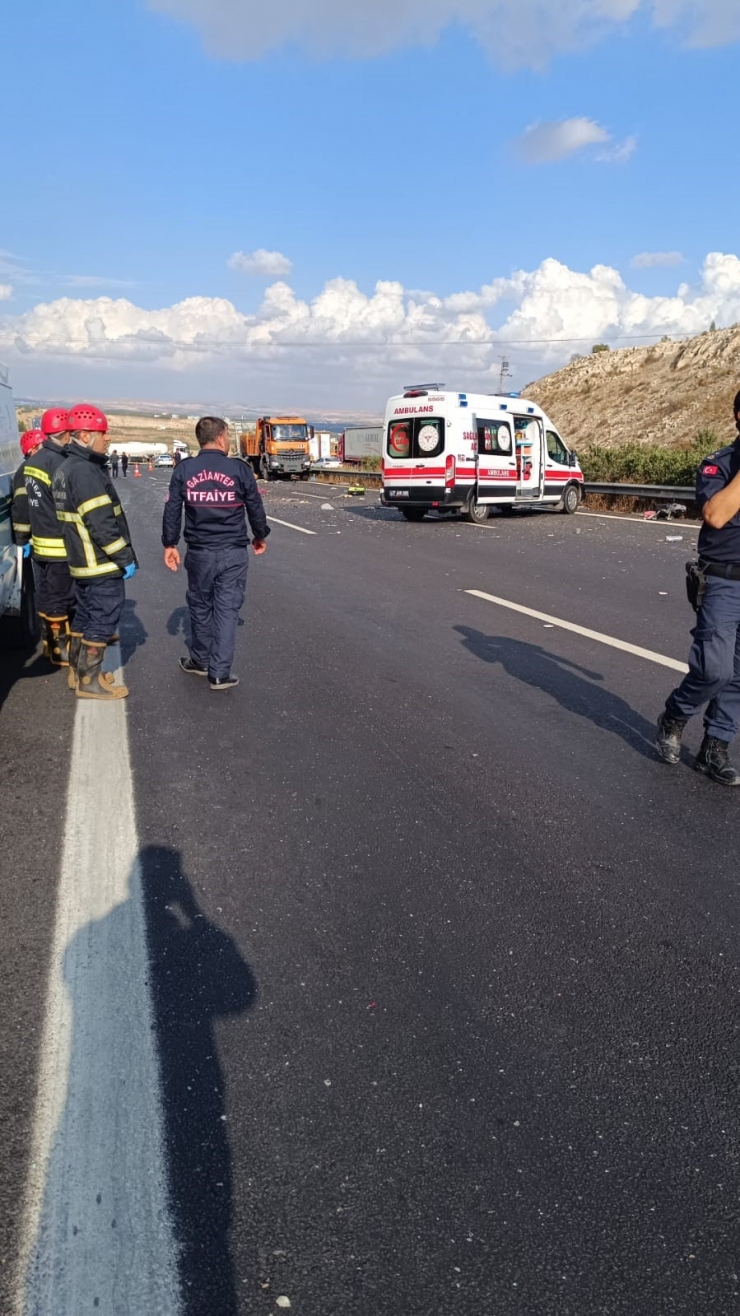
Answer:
[
  {"left": 583, "top": 482, "right": 694, "bottom": 499},
  {"left": 309, "top": 472, "right": 696, "bottom": 500}
]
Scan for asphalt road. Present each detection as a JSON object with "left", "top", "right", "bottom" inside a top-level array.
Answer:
[{"left": 3, "top": 469, "right": 740, "bottom": 1316}]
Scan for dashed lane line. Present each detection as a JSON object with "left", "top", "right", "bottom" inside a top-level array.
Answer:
[
  {"left": 16, "top": 649, "right": 180, "bottom": 1316},
  {"left": 465, "top": 589, "right": 689, "bottom": 673},
  {"left": 267, "top": 515, "right": 317, "bottom": 535}
]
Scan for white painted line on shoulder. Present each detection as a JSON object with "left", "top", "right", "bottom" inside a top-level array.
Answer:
[
  {"left": 465, "top": 589, "right": 689, "bottom": 673},
  {"left": 17, "top": 648, "right": 180, "bottom": 1316},
  {"left": 267, "top": 516, "right": 317, "bottom": 535}
]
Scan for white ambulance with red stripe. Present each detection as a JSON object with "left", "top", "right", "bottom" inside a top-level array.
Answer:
[{"left": 381, "top": 386, "right": 584, "bottom": 523}]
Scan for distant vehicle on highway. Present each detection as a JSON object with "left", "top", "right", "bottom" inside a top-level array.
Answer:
[
  {"left": 112, "top": 441, "right": 168, "bottom": 461},
  {"left": 155, "top": 453, "right": 175, "bottom": 467},
  {"left": 381, "top": 386, "right": 584, "bottom": 523},
  {"left": 339, "top": 426, "right": 383, "bottom": 464},
  {"left": 311, "top": 457, "right": 342, "bottom": 469},
  {"left": 240, "top": 416, "right": 313, "bottom": 481},
  {"left": 0, "top": 363, "right": 39, "bottom": 648}
]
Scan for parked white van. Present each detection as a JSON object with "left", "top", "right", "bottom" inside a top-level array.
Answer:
[
  {"left": 381, "top": 386, "right": 584, "bottom": 523},
  {"left": 0, "top": 363, "right": 39, "bottom": 646}
]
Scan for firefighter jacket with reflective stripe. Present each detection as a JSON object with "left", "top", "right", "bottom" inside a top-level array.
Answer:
[
  {"left": 53, "top": 442, "right": 137, "bottom": 579},
  {"left": 23, "top": 439, "right": 69, "bottom": 559},
  {"left": 11, "top": 460, "right": 31, "bottom": 546}
]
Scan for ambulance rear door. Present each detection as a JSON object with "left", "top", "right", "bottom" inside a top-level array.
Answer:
[{"left": 384, "top": 404, "right": 449, "bottom": 504}]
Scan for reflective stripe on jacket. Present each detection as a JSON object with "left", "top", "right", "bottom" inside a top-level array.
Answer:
[{"left": 52, "top": 442, "right": 137, "bottom": 579}]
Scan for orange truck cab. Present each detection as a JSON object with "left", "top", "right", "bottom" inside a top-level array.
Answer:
[{"left": 240, "top": 416, "right": 313, "bottom": 481}]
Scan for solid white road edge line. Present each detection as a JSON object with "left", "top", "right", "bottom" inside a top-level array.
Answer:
[
  {"left": 267, "top": 515, "right": 317, "bottom": 535},
  {"left": 16, "top": 646, "right": 181, "bottom": 1316},
  {"left": 465, "top": 589, "right": 689, "bottom": 674}
]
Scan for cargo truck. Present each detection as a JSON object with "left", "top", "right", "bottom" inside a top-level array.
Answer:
[
  {"left": 240, "top": 416, "right": 313, "bottom": 481},
  {"left": 339, "top": 426, "right": 383, "bottom": 465}
]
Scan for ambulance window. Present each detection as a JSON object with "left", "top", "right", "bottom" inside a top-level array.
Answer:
[
  {"left": 546, "top": 430, "right": 569, "bottom": 464},
  {"left": 477, "top": 420, "right": 512, "bottom": 455},
  {"left": 386, "top": 417, "right": 445, "bottom": 459}
]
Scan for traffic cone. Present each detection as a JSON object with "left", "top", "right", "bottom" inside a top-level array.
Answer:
[
  {"left": 134, "top": 464, "right": 141, "bottom": 478},
  {"left": 148, "top": 459, "right": 153, "bottom": 471}
]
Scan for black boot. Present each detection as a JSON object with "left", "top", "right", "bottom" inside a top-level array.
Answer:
[
  {"left": 67, "top": 632, "right": 83, "bottom": 690},
  {"left": 694, "top": 736, "right": 740, "bottom": 786},
  {"left": 42, "top": 615, "right": 70, "bottom": 667},
  {"left": 76, "top": 641, "right": 129, "bottom": 701},
  {"left": 656, "top": 710, "right": 688, "bottom": 764}
]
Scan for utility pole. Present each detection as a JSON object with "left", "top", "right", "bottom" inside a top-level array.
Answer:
[{"left": 498, "top": 356, "right": 511, "bottom": 393}]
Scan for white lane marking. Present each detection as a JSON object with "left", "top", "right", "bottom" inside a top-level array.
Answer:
[
  {"left": 17, "top": 648, "right": 180, "bottom": 1316},
  {"left": 281, "top": 490, "right": 332, "bottom": 501},
  {"left": 465, "top": 589, "right": 689, "bottom": 673},
  {"left": 267, "top": 515, "right": 317, "bottom": 536},
  {"left": 577, "top": 509, "right": 699, "bottom": 529}
]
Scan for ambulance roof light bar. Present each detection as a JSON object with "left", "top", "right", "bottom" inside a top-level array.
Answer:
[{"left": 403, "top": 382, "right": 445, "bottom": 396}]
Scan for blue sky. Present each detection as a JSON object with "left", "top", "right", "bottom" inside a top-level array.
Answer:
[{"left": 0, "top": 0, "right": 738, "bottom": 414}]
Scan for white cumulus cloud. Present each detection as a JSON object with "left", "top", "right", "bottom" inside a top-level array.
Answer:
[
  {"left": 0, "top": 284, "right": 13, "bottom": 301},
  {"left": 228, "top": 248, "right": 293, "bottom": 277},
  {"left": 516, "top": 117, "right": 610, "bottom": 163},
  {"left": 2, "top": 254, "right": 740, "bottom": 404},
  {"left": 631, "top": 250, "right": 685, "bottom": 268},
  {"left": 146, "top": 0, "right": 740, "bottom": 67},
  {"left": 596, "top": 134, "right": 637, "bottom": 163}
]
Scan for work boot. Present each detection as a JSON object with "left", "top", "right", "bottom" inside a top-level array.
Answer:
[
  {"left": 76, "top": 641, "right": 129, "bottom": 701},
  {"left": 694, "top": 736, "right": 740, "bottom": 786},
  {"left": 67, "top": 632, "right": 83, "bottom": 690},
  {"left": 43, "top": 615, "right": 70, "bottom": 667},
  {"left": 656, "top": 710, "right": 688, "bottom": 764}
]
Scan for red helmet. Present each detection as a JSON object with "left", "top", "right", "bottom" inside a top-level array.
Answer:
[
  {"left": 67, "top": 403, "right": 108, "bottom": 433},
  {"left": 20, "top": 429, "right": 44, "bottom": 457},
  {"left": 40, "top": 407, "right": 70, "bottom": 436}
]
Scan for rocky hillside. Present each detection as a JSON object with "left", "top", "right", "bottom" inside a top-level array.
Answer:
[{"left": 526, "top": 323, "right": 740, "bottom": 450}]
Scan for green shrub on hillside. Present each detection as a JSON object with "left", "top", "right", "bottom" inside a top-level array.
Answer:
[{"left": 580, "top": 430, "right": 720, "bottom": 487}]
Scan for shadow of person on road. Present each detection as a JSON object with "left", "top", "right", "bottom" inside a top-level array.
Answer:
[
  {"left": 0, "top": 648, "right": 52, "bottom": 714},
  {"left": 140, "top": 846, "right": 258, "bottom": 1316},
  {"left": 166, "top": 605, "right": 191, "bottom": 644},
  {"left": 119, "top": 597, "right": 148, "bottom": 665},
  {"left": 455, "top": 625, "right": 662, "bottom": 761}
]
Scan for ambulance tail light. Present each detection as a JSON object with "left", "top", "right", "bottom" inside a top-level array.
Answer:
[{"left": 445, "top": 455, "right": 456, "bottom": 488}]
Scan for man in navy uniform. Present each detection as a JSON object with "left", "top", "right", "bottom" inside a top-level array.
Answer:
[
  {"left": 162, "top": 415, "right": 269, "bottom": 691},
  {"left": 657, "top": 389, "right": 740, "bottom": 785}
]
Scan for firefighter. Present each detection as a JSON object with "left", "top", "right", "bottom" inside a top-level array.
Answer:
[
  {"left": 53, "top": 403, "right": 138, "bottom": 700},
  {"left": 162, "top": 415, "right": 269, "bottom": 690},
  {"left": 11, "top": 429, "right": 44, "bottom": 552},
  {"left": 16, "top": 408, "right": 77, "bottom": 667}
]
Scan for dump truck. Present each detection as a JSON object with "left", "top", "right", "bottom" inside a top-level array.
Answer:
[{"left": 240, "top": 416, "right": 313, "bottom": 481}]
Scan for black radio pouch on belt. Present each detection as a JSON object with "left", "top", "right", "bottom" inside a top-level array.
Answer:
[{"left": 686, "top": 559, "right": 708, "bottom": 613}]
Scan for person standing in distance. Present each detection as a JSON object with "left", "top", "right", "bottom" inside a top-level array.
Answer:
[
  {"left": 162, "top": 415, "right": 269, "bottom": 691},
  {"left": 657, "top": 388, "right": 740, "bottom": 785},
  {"left": 53, "top": 404, "right": 137, "bottom": 700},
  {"left": 110, "top": 449, "right": 119, "bottom": 478},
  {"left": 121, "top": 451, "right": 129, "bottom": 478}
]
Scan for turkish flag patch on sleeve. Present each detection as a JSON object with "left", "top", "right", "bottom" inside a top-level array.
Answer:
[{"left": 702, "top": 464, "right": 719, "bottom": 475}]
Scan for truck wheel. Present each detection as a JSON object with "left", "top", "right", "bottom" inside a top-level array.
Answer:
[
  {"left": 260, "top": 458, "right": 272, "bottom": 482},
  {"left": 463, "top": 498, "right": 489, "bottom": 524},
  {"left": 0, "top": 558, "right": 41, "bottom": 650},
  {"left": 299, "top": 473, "right": 310, "bottom": 482},
  {"left": 401, "top": 507, "right": 426, "bottom": 522},
  {"left": 560, "top": 483, "right": 581, "bottom": 515}
]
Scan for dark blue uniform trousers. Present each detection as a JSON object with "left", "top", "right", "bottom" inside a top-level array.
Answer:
[
  {"left": 74, "top": 577, "right": 126, "bottom": 643},
  {"left": 667, "top": 576, "right": 740, "bottom": 741},
  {"left": 185, "top": 545, "right": 248, "bottom": 680}
]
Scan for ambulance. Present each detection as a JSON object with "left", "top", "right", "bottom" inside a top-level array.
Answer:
[{"left": 381, "top": 385, "right": 584, "bottom": 522}]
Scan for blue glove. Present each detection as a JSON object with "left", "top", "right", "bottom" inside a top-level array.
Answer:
[
  {"left": 122, "top": 563, "right": 137, "bottom": 580},
  {"left": 22, "top": 543, "right": 31, "bottom": 558}
]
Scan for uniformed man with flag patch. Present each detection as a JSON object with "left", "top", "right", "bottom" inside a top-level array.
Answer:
[{"left": 657, "top": 389, "right": 740, "bottom": 785}]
